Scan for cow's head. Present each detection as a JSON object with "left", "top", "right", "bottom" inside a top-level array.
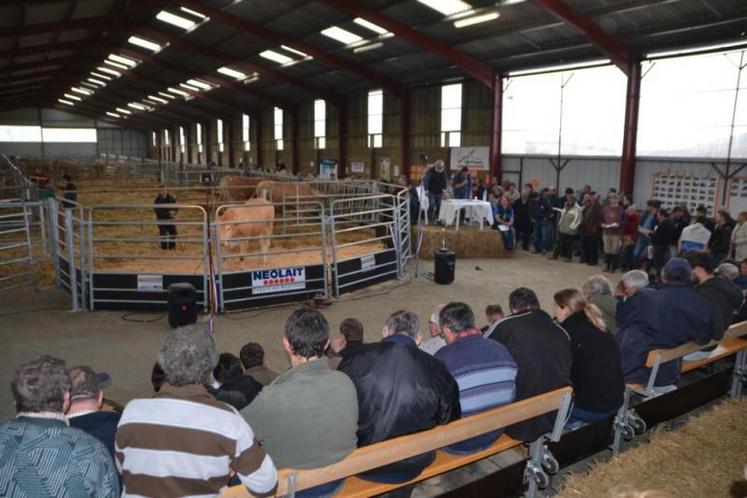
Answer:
[{"left": 218, "top": 210, "right": 236, "bottom": 246}]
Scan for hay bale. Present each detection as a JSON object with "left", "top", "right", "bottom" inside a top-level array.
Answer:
[
  {"left": 556, "top": 398, "right": 747, "bottom": 498},
  {"left": 417, "top": 225, "right": 507, "bottom": 259}
]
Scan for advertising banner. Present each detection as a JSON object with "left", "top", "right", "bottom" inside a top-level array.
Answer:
[
  {"left": 251, "top": 267, "right": 306, "bottom": 295},
  {"left": 449, "top": 146, "right": 490, "bottom": 171}
]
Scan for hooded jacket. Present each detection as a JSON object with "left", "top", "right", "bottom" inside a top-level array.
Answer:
[
  {"left": 338, "top": 334, "right": 460, "bottom": 481},
  {"left": 616, "top": 282, "right": 713, "bottom": 386},
  {"left": 694, "top": 275, "right": 743, "bottom": 341}
]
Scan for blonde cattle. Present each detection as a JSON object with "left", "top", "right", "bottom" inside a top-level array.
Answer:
[
  {"left": 219, "top": 175, "right": 264, "bottom": 202},
  {"left": 254, "top": 180, "right": 320, "bottom": 203},
  {"left": 218, "top": 198, "right": 274, "bottom": 263}
]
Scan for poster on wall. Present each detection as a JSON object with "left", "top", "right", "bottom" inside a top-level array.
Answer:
[
  {"left": 379, "top": 158, "right": 391, "bottom": 181},
  {"left": 450, "top": 146, "right": 490, "bottom": 171},
  {"left": 351, "top": 161, "right": 365, "bottom": 173},
  {"left": 319, "top": 158, "right": 338, "bottom": 180},
  {"left": 651, "top": 171, "right": 719, "bottom": 214}
]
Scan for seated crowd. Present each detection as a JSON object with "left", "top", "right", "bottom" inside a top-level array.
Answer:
[{"left": 1, "top": 254, "right": 743, "bottom": 498}]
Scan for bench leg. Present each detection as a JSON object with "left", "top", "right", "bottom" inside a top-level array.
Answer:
[
  {"left": 524, "top": 439, "right": 550, "bottom": 498},
  {"left": 730, "top": 350, "right": 747, "bottom": 398}
]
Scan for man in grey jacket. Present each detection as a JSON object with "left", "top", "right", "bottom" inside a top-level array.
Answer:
[{"left": 550, "top": 195, "right": 582, "bottom": 261}]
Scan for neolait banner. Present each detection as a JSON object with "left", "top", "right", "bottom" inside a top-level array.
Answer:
[
  {"left": 449, "top": 146, "right": 490, "bottom": 171},
  {"left": 251, "top": 267, "right": 306, "bottom": 295}
]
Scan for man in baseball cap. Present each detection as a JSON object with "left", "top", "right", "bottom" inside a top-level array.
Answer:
[{"left": 67, "top": 366, "right": 120, "bottom": 461}]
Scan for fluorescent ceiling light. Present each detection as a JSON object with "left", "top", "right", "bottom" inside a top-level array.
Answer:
[
  {"left": 147, "top": 94, "right": 168, "bottom": 104},
  {"left": 280, "top": 45, "right": 309, "bottom": 58},
  {"left": 80, "top": 82, "right": 100, "bottom": 90},
  {"left": 142, "top": 99, "right": 159, "bottom": 106},
  {"left": 186, "top": 78, "right": 212, "bottom": 90},
  {"left": 243, "top": 73, "right": 260, "bottom": 84},
  {"left": 116, "top": 107, "right": 132, "bottom": 115},
  {"left": 454, "top": 11, "right": 499, "bottom": 28},
  {"left": 353, "top": 18, "right": 388, "bottom": 35},
  {"left": 156, "top": 10, "right": 196, "bottom": 30},
  {"left": 86, "top": 78, "right": 106, "bottom": 86},
  {"left": 106, "top": 112, "right": 121, "bottom": 118},
  {"left": 90, "top": 71, "right": 111, "bottom": 80},
  {"left": 58, "top": 99, "right": 74, "bottom": 106},
  {"left": 647, "top": 40, "right": 747, "bottom": 59},
  {"left": 128, "top": 35, "right": 162, "bottom": 52},
  {"left": 107, "top": 53, "right": 139, "bottom": 68},
  {"left": 104, "top": 60, "right": 129, "bottom": 70},
  {"left": 63, "top": 93, "right": 81, "bottom": 101},
  {"left": 354, "top": 42, "right": 384, "bottom": 53},
  {"left": 97, "top": 66, "right": 121, "bottom": 77},
  {"left": 167, "top": 87, "right": 189, "bottom": 97},
  {"left": 217, "top": 66, "right": 247, "bottom": 80},
  {"left": 180, "top": 6, "right": 207, "bottom": 19},
  {"left": 179, "top": 82, "right": 200, "bottom": 92},
  {"left": 508, "top": 58, "right": 611, "bottom": 76},
  {"left": 500, "top": 0, "right": 526, "bottom": 4},
  {"left": 416, "top": 0, "right": 472, "bottom": 16},
  {"left": 259, "top": 50, "right": 294, "bottom": 64},
  {"left": 158, "top": 91, "right": 176, "bottom": 100},
  {"left": 321, "top": 26, "right": 363, "bottom": 45},
  {"left": 71, "top": 87, "right": 93, "bottom": 96},
  {"left": 128, "top": 102, "right": 147, "bottom": 111}
]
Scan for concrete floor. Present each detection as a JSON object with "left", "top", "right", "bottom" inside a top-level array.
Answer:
[{"left": 1, "top": 250, "right": 609, "bottom": 420}]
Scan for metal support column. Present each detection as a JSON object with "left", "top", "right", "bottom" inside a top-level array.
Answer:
[
  {"left": 338, "top": 100, "right": 347, "bottom": 179},
  {"left": 620, "top": 59, "right": 641, "bottom": 194},
  {"left": 291, "top": 106, "right": 299, "bottom": 175},
  {"left": 400, "top": 90, "right": 411, "bottom": 178},
  {"left": 255, "top": 112, "right": 263, "bottom": 168},
  {"left": 490, "top": 72, "right": 503, "bottom": 181}
]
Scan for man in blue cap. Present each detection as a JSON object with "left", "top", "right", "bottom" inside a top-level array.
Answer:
[{"left": 616, "top": 257, "right": 714, "bottom": 393}]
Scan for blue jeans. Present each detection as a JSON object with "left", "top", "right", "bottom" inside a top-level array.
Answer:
[
  {"left": 532, "top": 219, "right": 552, "bottom": 252},
  {"left": 427, "top": 193, "right": 442, "bottom": 221}
]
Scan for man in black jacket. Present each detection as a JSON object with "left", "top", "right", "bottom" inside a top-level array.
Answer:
[
  {"left": 513, "top": 185, "right": 533, "bottom": 251},
  {"left": 708, "top": 210, "right": 734, "bottom": 264},
  {"left": 650, "top": 209, "right": 676, "bottom": 276},
  {"left": 338, "top": 310, "right": 460, "bottom": 491},
  {"left": 154, "top": 185, "right": 177, "bottom": 250},
  {"left": 485, "top": 288, "right": 572, "bottom": 441},
  {"left": 208, "top": 353, "right": 262, "bottom": 411}
]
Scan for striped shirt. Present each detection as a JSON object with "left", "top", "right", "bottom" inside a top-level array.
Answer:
[
  {"left": 435, "top": 331, "right": 518, "bottom": 454},
  {"left": 115, "top": 384, "right": 277, "bottom": 498}
]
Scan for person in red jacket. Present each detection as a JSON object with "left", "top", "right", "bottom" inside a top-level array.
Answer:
[{"left": 621, "top": 204, "right": 641, "bottom": 271}]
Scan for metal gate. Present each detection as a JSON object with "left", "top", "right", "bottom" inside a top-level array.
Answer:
[{"left": 0, "top": 201, "right": 40, "bottom": 292}]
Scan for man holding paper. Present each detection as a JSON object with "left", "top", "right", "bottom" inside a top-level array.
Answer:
[{"left": 601, "top": 193, "right": 625, "bottom": 273}]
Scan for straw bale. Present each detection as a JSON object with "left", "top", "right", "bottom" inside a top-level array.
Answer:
[{"left": 417, "top": 225, "right": 507, "bottom": 259}]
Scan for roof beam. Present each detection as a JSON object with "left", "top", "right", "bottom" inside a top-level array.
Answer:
[
  {"left": 0, "top": 55, "right": 99, "bottom": 74},
  {"left": 0, "top": 15, "right": 114, "bottom": 38},
  {"left": 531, "top": 0, "right": 634, "bottom": 73},
  {"left": 319, "top": 0, "right": 494, "bottom": 88},
  {"left": 0, "top": 40, "right": 94, "bottom": 58},
  {"left": 157, "top": 0, "right": 404, "bottom": 97}
]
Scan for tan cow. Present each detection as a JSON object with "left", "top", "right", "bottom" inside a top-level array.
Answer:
[
  {"left": 219, "top": 175, "right": 265, "bottom": 202},
  {"left": 254, "top": 180, "right": 320, "bottom": 203},
  {"left": 217, "top": 198, "right": 274, "bottom": 263}
]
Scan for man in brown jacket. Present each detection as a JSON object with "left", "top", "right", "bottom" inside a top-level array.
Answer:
[{"left": 581, "top": 193, "right": 603, "bottom": 266}]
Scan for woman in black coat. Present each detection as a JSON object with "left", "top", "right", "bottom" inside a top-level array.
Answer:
[{"left": 553, "top": 288, "right": 625, "bottom": 426}]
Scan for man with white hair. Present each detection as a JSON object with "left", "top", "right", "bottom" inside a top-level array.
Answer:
[
  {"left": 339, "top": 310, "right": 459, "bottom": 493},
  {"left": 419, "top": 304, "right": 446, "bottom": 355},
  {"left": 116, "top": 325, "right": 277, "bottom": 498}
]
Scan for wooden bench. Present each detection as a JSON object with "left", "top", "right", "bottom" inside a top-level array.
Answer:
[{"left": 220, "top": 386, "right": 573, "bottom": 498}]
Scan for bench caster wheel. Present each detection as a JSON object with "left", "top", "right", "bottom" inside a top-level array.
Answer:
[
  {"left": 628, "top": 413, "right": 647, "bottom": 434},
  {"left": 525, "top": 461, "right": 550, "bottom": 490},
  {"left": 540, "top": 448, "right": 559, "bottom": 475},
  {"left": 621, "top": 424, "right": 635, "bottom": 441},
  {"left": 532, "top": 468, "right": 550, "bottom": 489}
]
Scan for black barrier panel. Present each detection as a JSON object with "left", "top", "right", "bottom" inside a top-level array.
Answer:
[
  {"left": 90, "top": 273, "right": 205, "bottom": 312},
  {"left": 333, "top": 249, "right": 398, "bottom": 295},
  {"left": 548, "top": 417, "right": 614, "bottom": 468},
  {"left": 439, "top": 458, "right": 527, "bottom": 498},
  {"left": 221, "top": 264, "right": 326, "bottom": 311}
]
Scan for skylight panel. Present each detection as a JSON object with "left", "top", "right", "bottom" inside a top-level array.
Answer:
[
  {"left": 147, "top": 94, "right": 168, "bottom": 104},
  {"left": 186, "top": 78, "right": 213, "bottom": 90},
  {"left": 71, "top": 87, "right": 93, "bottom": 96},
  {"left": 167, "top": 87, "right": 189, "bottom": 97},
  {"left": 116, "top": 107, "right": 132, "bottom": 115},
  {"left": 179, "top": 82, "right": 200, "bottom": 92},
  {"left": 128, "top": 35, "right": 163, "bottom": 52},
  {"left": 353, "top": 18, "right": 388, "bottom": 35},
  {"left": 58, "top": 99, "right": 74, "bottom": 106},
  {"left": 321, "top": 26, "right": 363, "bottom": 45},
  {"left": 107, "top": 54, "right": 139, "bottom": 68},
  {"left": 416, "top": 0, "right": 472, "bottom": 16},
  {"left": 158, "top": 91, "right": 176, "bottom": 100},
  {"left": 79, "top": 82, "right": 100, "bottom": 90},
  {"left": 106, "top": 112, "right": 121, "bottom": 118},
  {"left": 454, "top": 11, "right": 499, "bottom": 28},
  {"left": 259, "top": 50, "right": 293, "bottom": 65},
  {"left": 354, "top": 42, "right": 384, "bottom": 53},
  {"left": 90, "top": 71, "right": 111, "bottom": 81},
  {"left": 97, "top": 66, "right": 121, "bottom": 77},
  {"left": 180, "top": 6, "right": 207, "bottom": 20},
  {"left": 280, "top": 45, "right": 309, "bottom": 58},
  {"left": 104, "top": 60, "right": 129, "bottom": 71},
  {"left": 86, "top": 78, "right": 106, "bottom": 86},
  {"left": 156, "top": 10, "right": 196, "bottom": 30},
  {"left": 127, "top": 102, "right": 147, "bottom": 111},
  {"left": 63, "top": 93, "right": 82, "bottom": 101},
  {"left": 217, "top": 66, "right": 247, "bottom": 80}
]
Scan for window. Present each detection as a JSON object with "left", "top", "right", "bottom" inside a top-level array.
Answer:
[
  {"left": 179, "top": 126, "right": 185, "bottom": 154},
  {"left": 0, "top": 125, "right": 42, "bottom": 142},
  {"left": 196, "top": 123, "right": 203, "bottom": 153},
  {"left": 314, "top": 99, "right": 326, "bottom": 149},
  {"left": 217, "top": 119, "right": 224, "bottom": 152},
  {"left": 41, "top": 128, "right": 97, "bottom": 143},
  {"left": 274, "top": 107, "right": 284, "bottom": 151},
  {"left": 151, "top": 131, "right": 157, "bottom": 147},
  {"left": 163, "top": 129, "right": 170, "bottom": 147},
  {"left": 367, "top": 89, "right": 383, "bottom": 148},
  {"left": 440, "top": 83, "right": 462, "bottom": 147},
  {"left": 242, "top": 113, "right": 250, "bottom": 151}
]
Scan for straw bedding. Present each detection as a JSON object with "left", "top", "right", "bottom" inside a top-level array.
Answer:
[
  {"left": 556, "top": 398, "right": 747, "bottom": 498},
  {"left": 417, "top": 224, "right": 507, "bottom": 259}
]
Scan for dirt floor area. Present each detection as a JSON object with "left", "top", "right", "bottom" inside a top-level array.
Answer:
[{"left": 2, "top": 250, "right": 608, "bottom": 420}]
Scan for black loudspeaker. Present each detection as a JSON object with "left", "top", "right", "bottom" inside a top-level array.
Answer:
[
  {"left": 434, "top": 248, "right": 456, "bottom": 285},
  {"left": 167, "top": 282, "right": 198, "bottom": 328}
]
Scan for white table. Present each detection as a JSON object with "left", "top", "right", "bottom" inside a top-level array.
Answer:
[{"left": 438, "top": 199, "right": 494, "bottom": 230}]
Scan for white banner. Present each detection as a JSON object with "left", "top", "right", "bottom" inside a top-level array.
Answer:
[
  {"left": 351, "top": 161, "right": 365, "bottom": 173},
  {"left": 251, "top": 267, "right": 306, "bottom": 295},
  {"left": 137, "top": 275, "right": 163, "bottom": 291},
  {"left": 450, "top": 146, "right": 490, "bottom": 171}
]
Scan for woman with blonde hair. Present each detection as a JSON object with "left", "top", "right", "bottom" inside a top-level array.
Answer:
[{"left": 553, "top": 288, "right": 625, "bottom": 426}]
